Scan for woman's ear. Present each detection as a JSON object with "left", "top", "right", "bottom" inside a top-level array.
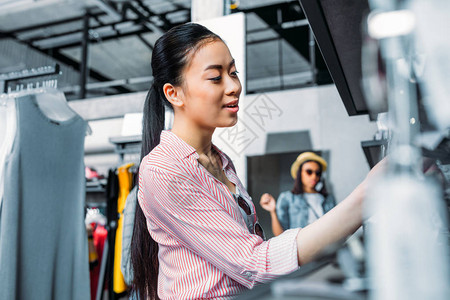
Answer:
[{"left": 163, "top": 83, "right": 184, "bottom": 108}]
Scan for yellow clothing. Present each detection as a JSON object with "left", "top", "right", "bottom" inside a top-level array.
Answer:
[{"left": 113, "top": 163, "right": 134, "bottom": 294}]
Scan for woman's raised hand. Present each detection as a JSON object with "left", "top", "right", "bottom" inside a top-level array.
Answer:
[{"left": 259, "top": 193, "right": 276, "bottom": 213}]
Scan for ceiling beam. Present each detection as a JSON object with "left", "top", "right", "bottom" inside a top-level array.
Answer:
[
  {"left": 14, "top": 8, "right": 188, "bottom": 48},
  {"left": 51, "top": 27, "right": 151, "bottom": 50},
  {"left": 134, "top": 0, "right": 172, "bottom": 31},
  {"left": 0, "top": 1, "right": 191, "bottom": 96},
  {"left": 4, "top": 11, "right": 106, "bottom": 35},
  {"left": 23, "top": 19, "right": 147, "bottom": 44},
  {"left": 137, "top": 34, "right": 154, "bottom": 51},
  {"left": 0, "top": 30, "right": 9, "bottom": 39},
  {"left": 1, "top": 30, "right": 131, "bottom": 93},
  {"left": 49, "top": 49, "right": 132, "bottom": 93}
]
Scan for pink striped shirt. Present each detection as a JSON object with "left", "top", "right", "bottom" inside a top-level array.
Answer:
[{"left": 138, "top": 130, "right": 300, "bottom": 299}]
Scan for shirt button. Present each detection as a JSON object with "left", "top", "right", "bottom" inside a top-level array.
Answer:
[{"left": 243, "top": 271, "right": 252, "bottom": 278}]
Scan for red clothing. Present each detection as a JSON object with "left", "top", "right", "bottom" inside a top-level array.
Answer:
[
  {"left": 138, "top": 130, "right": 300, "bottom": 299},
  {"left": 90, "top": 225, "right": 107, "bottom": 300}
]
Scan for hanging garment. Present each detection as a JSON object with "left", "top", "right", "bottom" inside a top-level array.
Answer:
[
  {"left": 113, "top": 163, "right": 134, "bottom": 294},
  {"left": 0, "top": 94, "right": 17, "bottom": 207},
  {"left": 121, "top": 185, "right": 138, "bottom": 285},
  {"left": 89, "top": 224, "right": 108, "bottom": 300},
  {"left": 0, "top": 94, "right": 90, "bottom": 300},
  {"left": 104, "top": 168, "right": 119, "bottom": 297}
]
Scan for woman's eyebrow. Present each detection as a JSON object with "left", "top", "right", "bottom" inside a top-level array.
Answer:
[{"left": 204, "top": 59, "right": 235, "bottom": 71}]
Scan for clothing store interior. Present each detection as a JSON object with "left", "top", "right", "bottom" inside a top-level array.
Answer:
[{"left": 1, "top": 0, "right": 449, "bottom": 299}]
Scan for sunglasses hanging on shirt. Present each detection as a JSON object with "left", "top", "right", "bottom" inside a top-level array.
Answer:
[{"left": 235, "top": 195, "right": 265, "bottom": 240}]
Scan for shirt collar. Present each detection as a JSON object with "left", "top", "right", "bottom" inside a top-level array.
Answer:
[
  {"left": 160, "top": 130, "right": 197, "bottom": 159},
  {"left": 160, "top": 130, "right": 230, "bottom": 169},
  {"left": 212, "top": 144, "right": 230, "bottom": 170}
]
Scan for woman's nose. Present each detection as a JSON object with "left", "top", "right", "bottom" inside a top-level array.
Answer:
[{"left": 225, "top": 75, "right": 241, "bottom": 96}]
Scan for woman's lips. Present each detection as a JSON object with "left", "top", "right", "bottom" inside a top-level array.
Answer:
[
  {"left": 223, "top": 100, "right": 239, "bottom": 113},
  {"left": 224, "top": 105, "right": 239, "bottom": 113}
]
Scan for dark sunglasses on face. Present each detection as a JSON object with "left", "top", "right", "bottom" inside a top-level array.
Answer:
[
  {"left": 305, "top": 169, "right": 321, "bottom": 177},
  {"left": 236, "top": 195, "right": 265, "bottom": 239}
]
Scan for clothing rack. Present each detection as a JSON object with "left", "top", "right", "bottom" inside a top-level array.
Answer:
[
  {"left": 0, "top": 64, "right": 60, "bottom": 93},
  {"left": 87, "top": 136, "right": 142, "bottom": 300},
  {"left": 109, "top": 135, "right": 142, "bottom": 165},
  {"left": 86, "top": 179, "right": 108, "bottom": 193},
  {"left": 96, "top": 165, "right": 138, "bottom": 300},
  {"left": 86, "top": 200, "right": 107, "bottom": 209}
]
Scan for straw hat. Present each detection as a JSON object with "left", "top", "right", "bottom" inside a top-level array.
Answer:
[{"left": 290, "top": 152, "right": 327, "bottom": 179}]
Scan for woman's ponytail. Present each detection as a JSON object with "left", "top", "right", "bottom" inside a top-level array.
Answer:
[{"left": 141, "top": 84, "right": 165, "bottom": 160}]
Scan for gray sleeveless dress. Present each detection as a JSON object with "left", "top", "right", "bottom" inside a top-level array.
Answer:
[{"left": 0, "top": 94, "right": 90, "bottom": 299}]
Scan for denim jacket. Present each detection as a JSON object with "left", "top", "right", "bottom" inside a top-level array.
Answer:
[{"left": 276, "top": 191, "right": 336, "bottom": 229}]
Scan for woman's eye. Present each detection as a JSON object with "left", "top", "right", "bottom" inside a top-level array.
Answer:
[
  {"left": 209, "top": 76, "right": 221, "bottom": 82},
  {"left": 231, "top": 70, "right": 239, "bottom": 76}
]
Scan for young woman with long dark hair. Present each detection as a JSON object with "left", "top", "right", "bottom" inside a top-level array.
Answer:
[
  {"left": 131, "top": 23, "right": 379, "bottom": 300},
  {"left": 260, "top": 152, "right": 336, "bottom": 236}
]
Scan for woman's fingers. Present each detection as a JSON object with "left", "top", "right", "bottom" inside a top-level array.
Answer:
[
  {"left": 259, "top": 193, "right": 273, "bottom": 211},
  {"left": 260, "top": 196, "right": 269, "bottom": 206},
  {"left": 260, "top": 193, "right": 275, "bottom": 211},
  {"left": 260, "top": 193, "right": 273, "bottom": 203}
]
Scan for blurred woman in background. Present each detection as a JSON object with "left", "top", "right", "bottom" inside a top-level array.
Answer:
[{"left": 260, "top": 152, "right": 336, "bottom": 236}]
